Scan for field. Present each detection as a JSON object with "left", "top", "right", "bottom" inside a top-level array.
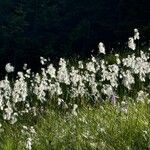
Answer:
[
  {"left": 0, "top": 30, "right": 150, "bottom": 149},
  {"left": 0, "top": 101, "right": 150, "bottom": 150}
]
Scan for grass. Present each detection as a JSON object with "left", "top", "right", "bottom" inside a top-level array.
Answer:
[
  {"left": 0, "top": 100, "right": 150, "bottom": 150},
  {"left": 0, "top": 30, "right": 149, "bottom": 150}
]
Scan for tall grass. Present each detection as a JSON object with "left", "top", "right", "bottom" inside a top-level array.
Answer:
[
  {"left": 0, "top": 29, "right": 149, "bottom": 149},
  {"left": 0, "top": 101, "right": 150, "bottom": 149}
]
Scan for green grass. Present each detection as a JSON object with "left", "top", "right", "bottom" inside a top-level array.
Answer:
[{"left": 0, "top": 100, "right": 150, "bottom": 150}]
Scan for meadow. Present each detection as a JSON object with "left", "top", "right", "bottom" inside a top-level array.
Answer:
[{"left": 0, "top": 29, "right": 150, "bottom": 149}]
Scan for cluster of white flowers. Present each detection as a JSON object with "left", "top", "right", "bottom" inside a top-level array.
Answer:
[
  {"left": 0, "top": 29, "right": 149, "bottom": 126},
  {"left": 136, "top": 90, "right": 149, "bottom": 103},
  {"left": 0, "top": 50, "right": 149, "bottom": 125},
  {"left": 128, "top": 28, "right": 140, "bottom": 50},
  {"left": 86, "top": 61, "right": 96, "bottom": 73},
  {"left": 101, "top": 84, "right": 114, "bottom": 98},
  {"left": 0, "top": 51, "right": 150, "bottom": 124},
  {"left": 21, "top": 126, "right": 36, "bottom": 150},
  {"left": 40, "top": 56, "right": 47, "bottom": 65},
  {"left": 26, "top": 138, "right": 32, "bottom": 150},
  {"left": 122, "top": 70, "right": 135, "bottom": 89},
  {"left": 0, "top": 28, "right": 149, "bottom": 150},
  {"left": 57, "top": 58, "right": 70, "bottom": 85},
  {"left": 122, "top": 51, "right": 150, "bottom": 82}
]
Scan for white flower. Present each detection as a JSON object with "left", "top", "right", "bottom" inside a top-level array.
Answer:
[
  {"left": 86, "top": 62, "right": 96, "bottom": 73},
  {"left": 58, "top": 98, "right": 64, "bottom": 105},
  {"left": 30, "top": 126, "right": 36, "bottom": 134},
  {"left": 40, "top": 57, "right": 47, "bottom": 65},
  {"left": 10, "top": 112, "right": 18, "bottom": 124},
  {"left": 98, "top": 42, "right": 105, "bottom": 54},
  {"left": 57, "top": 58, "right": 70, "bottom": 85},
  {"left": 70, "top": 67, "right": 80, "bottom": 86},
  {"left": 128, "top": 37, "right": 136, "bottom": 50},
  {"left": 23, "top": 64, "right": 28, "bottom": 70},
  {"left": 72, "top": 104, "right": 78, "bottom": 116},
  {"left": 46, "top": 64, "right": 56, "bottom": 78},
  {"left": 122, "top": 70, "right": 135, "bottom": 89},
  {"left": 134, "top": 28, "right": 140, "bottom": 40},
  {"left": 101, "top": 84, "right": 113, "bottom": 97},
  {"left": 78, "top": 61, "right": 84, "bottom": 69},
  {"left": 5, "top": 63, "right": 14, "bottom": 73},
  {"left": 26, "top": 137, "right": 32, "bottom": 150},
  {"left": 136, "top": 90, "right": 149, "bottom": 103},
  {"left": 115, "top": 54, "right": 121, "bottom": 64},
  {"left": 23, "top": 126, "right": 28, "bottom": 130},
  {"left": 91, "top": 56, "right": 96, "bottom": 63}
]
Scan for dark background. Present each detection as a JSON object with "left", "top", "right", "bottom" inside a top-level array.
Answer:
[{"left": 0, "top": 0, "right": 150, "bottom": 74}]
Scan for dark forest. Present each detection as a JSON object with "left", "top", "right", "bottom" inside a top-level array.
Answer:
[{"left": 0, "top": 0, "right": 150, "bottom": 73}]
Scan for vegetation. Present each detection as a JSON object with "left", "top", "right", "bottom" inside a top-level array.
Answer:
[
  {"left": 0, "top": 1, "right": 149, "bottom": 148},
  {"left": 0, "top": 29, "right": 149, "bottom": 149},
  {"left": 0, "top": 101, "right": 150, "bottom": 149}
]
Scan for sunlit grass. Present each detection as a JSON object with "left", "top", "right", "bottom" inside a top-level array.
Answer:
[{"left": 0, "top": 100, "right": 150, "bottom": 150}]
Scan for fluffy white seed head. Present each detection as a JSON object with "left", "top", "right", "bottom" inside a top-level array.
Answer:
[
  {"left": 5, "top": 63, "right": 14, "bottom": 73},
  {"left": 98, "top": 42, "right": 106, "bottom": 54},
  {"left": 128, "top": 37, "right": 136, "bottom": 50},
  {"left": 134, "top": 28, "right": 140, "bottom": 40}
]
